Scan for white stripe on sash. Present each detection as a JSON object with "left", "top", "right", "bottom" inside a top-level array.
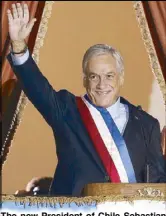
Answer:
[{"left": 82, "top": 96, "right": 129, "bottom": 182}]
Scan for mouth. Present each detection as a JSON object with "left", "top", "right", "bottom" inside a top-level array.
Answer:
[{"left": 95, "top": 91, "right": 111, "bottom": 96}]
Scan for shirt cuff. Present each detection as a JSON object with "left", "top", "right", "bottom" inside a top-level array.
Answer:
[{"left": 11, "top": 49, "right": 29, "bottom": 65}]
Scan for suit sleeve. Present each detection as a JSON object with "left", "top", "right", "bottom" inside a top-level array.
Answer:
[
  {"left": 148, "top": 119, "right": 166, "bottom": 182},
  {"left": 7, "top": 53, "right": 67, "bottom": 127}
]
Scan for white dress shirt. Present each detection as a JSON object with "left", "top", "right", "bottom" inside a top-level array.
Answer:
[{"left": 106, "top": 97, "right": 129, "bottom": 135}]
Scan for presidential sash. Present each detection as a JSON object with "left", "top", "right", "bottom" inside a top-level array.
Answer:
[{"left": 76, "top": 95, "right": 137, "bottom": 183}]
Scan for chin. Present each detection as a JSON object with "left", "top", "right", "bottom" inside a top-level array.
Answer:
[
  {"left": 98, "top": 103, "right": 110, "bottom": 108},
  {"left": 94, "top": 100, "right": 111, "bottom": 108}
]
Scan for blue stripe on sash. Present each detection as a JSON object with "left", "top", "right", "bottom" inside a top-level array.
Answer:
[{"left": 84, "top": 94, "right": 137, "bottom": 183}]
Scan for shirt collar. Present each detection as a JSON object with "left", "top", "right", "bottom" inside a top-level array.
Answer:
[{"left": 106, "top": 97, "right": 121, "bottom": 117}]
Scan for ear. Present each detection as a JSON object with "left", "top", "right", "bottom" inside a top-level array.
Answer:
[
  {"left": 83, "top": 76, "right": 87, "bottom": 88},
  {"left": 119, "top": 73, "right": 124, "bottom": 86}
]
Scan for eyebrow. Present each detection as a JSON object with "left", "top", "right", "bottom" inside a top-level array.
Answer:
[
  {"left": 87, "top": 72, "right": 98, "bottom": 76},
  {"left": 106, "top": 71, "right": 115, "bottom": 75},
  {"left": 88, "top": 71, "right": 115, "bottom": 75}
]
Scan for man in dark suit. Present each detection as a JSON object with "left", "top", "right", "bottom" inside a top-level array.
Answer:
[{"left": 7, "top": 3, "right": 166, "bottom": 196}]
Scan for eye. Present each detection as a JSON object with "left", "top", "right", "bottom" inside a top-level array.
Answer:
[
  {"left": 89, "top": 74, "right": 98, "bottom": 80},
  {"left": 107, "top": 74, "right": 114, "bottom": 79}
]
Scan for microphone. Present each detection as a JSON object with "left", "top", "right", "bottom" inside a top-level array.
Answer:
[{"left": 146, "top": 164, "right": 149, "bottom": 183}]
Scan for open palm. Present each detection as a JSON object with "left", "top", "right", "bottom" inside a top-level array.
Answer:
[{"left": 7, "top": 3, "right": 36, "bottom": 41}]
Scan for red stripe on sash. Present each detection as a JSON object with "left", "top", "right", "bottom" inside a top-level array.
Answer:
[{"left": 76, "top": 97, "right": 121, "bottom": 182}]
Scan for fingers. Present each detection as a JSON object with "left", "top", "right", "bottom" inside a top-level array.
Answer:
[
  {"left": 11, "top": 3, "right": 18, "bottom": 19},
  {"left": 27, "top": 18, "right": 37, "bottom": 32},
  {"left": 26, "top": 177, "right": 40, "bottom": 192},
  {"left": 16, "top": 3, "right": 23, "bottom": 19},
  {"left": 23, "top": 3, "right": 29, "bottom": 22},
  {"left": 15, "top": 190, "right": 27, "bottom": 195},
  {"left": 7, "top": 9, "right": 13, "bottom": 25},
  {"left": 9, "top": 3, "right": 29, "bottom": 20}
]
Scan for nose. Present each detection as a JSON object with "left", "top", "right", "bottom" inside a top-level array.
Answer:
[{"left": 97, "top": 77, "right": 106, "bottom": 89}]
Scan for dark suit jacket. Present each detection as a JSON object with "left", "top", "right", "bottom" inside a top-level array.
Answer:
[{"left": 7, "top": 53, "right": 166, "bottom": 197}]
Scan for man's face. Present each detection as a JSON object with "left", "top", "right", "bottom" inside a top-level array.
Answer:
[{"left": 83, "top": 54, "right": 124, "bottom": 108}]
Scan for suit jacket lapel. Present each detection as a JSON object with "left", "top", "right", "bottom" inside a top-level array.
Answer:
[
  {"left": 120, "top": 97, "right": 147, "bottom": 180},
  {"left": 120, "top": 97, "right": 141, "bottom": 142}
]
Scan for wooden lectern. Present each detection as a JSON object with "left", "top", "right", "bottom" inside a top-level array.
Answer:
[{"left": 82, "top": 183, "right": 166, "bottom": 197}]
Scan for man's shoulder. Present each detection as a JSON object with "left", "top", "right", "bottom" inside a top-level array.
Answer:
[
  {"left": 56, "top": 89, "right": 76, "bottom": 103},
  {"left": 134, "top": 105, "right": 157, "bottom": 124},
  {"left": 121, "top": 97, "right": 158, "bottom": 124}
]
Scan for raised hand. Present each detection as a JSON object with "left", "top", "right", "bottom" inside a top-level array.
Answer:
[{"left": 7, "top": 3, "right": 36, "bottom": 42}]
